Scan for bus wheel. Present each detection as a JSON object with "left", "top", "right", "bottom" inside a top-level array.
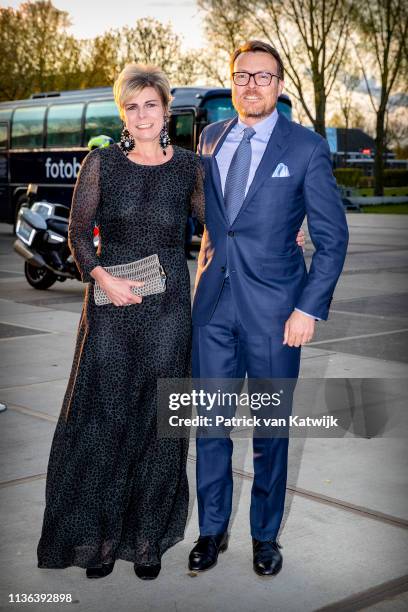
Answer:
[{"left": 24, "top": 262, "right": 57, "bottom": 290}]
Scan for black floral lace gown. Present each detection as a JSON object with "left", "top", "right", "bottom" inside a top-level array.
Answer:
[{"left": 37, "top": 144, "right": 205, "bottom": 569}]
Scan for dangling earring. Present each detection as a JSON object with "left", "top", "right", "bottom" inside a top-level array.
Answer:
[
  {"left": 159, "top": 116, "right": 171, "bottom": 156},
  {"left": 120, "top": 124, "right": 135, "bottom": 156}
]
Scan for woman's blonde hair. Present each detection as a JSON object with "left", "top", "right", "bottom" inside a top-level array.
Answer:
[{"left": 113, "top": 63, "right": 172, "bottom": 121}]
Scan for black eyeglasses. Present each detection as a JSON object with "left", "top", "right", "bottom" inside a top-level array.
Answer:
[{"left": 232, "top": 71, "right": 280, "bottom": 86}]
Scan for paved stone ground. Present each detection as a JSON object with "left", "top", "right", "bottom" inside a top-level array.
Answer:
[{"left": 0, "top": 215, "right": 407, "bottom": 612}]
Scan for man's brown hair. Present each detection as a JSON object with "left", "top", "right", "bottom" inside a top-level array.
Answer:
[{"left": 230, "top": 40, "right": 284, "bottom": 80}]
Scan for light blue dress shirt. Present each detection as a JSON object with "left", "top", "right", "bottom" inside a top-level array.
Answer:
[
  {"left": 216, "top": 109, "right": 279, "bottom": 197},
  {"left": 216, "top": 109, "right": 319, "bottom": 321}
]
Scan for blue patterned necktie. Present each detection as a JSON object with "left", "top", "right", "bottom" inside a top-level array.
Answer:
[{"left": 224, "top": 126, "right": 256, "bottom": 224}]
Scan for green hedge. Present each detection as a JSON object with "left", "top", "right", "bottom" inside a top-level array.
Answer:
[
  {"left": 359, "top": 175, "right": 373, "bottom": 188},
  {"left": 334, "top": 168, "right": 408, "bottom": 188},
  {"left": 334, "top": 168, "right": 363, "bottom": 187},
  {"left": 383, "top": 169, "right": 408, "bottom": 187}
]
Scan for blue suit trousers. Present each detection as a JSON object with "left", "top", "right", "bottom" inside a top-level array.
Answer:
[{"left": 192, "top": 278, "right": 301, "bottom": 541}]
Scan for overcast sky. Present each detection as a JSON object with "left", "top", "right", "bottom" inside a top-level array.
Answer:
[{"left": 3, "top": 0, "right": 205, "bottom": 49}]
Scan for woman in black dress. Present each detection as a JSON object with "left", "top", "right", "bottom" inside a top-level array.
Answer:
[{"left": 37, "top": 64, "right": 204, "bottom": 580}]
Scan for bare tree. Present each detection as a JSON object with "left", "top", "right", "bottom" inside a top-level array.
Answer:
[
  {"left": 200, "top": 0, "right": 350, "bottom": 136},
  {"left": 194, "top": 52, "right": 229, "bottom": 87},
  {"left": 197, "top": 0, "right": 254, "bottom": 86},
  {"left": 330, "top": 107, "right": 371, "bottom": 132},
  {"left": 384, "top": 99, "right": 408, "bottom": 158},
  {"left": 351, "top": 0, "right": 408, "bottom": 194},
  {"left": 175, "top": 51, "right": 203, "bottom": 86},
  {"left": 251, "top": 0, "right": 351, "bottom": 137},
  {"left": 335, "top": 68, "right": 360, "bottom": 164}
]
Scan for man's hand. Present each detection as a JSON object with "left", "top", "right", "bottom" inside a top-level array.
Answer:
[{"left": 283, "top": 311, "right": 315, "bottom": 347}]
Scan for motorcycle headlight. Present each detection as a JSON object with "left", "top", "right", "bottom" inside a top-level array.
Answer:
[{"left": 46, "top": 231, "right": 66, "bottom": 244}]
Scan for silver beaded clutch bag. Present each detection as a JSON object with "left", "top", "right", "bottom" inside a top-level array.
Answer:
[{"left": 93, "top": 253, "right": 166, "bottom": 306}]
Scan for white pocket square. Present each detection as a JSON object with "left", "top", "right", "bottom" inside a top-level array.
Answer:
[{"left": 272, "top": 163, "right": 290, "bottom": 178}]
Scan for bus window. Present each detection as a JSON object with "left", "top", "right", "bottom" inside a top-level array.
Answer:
[
  {"left": 0, "top": 124, "right": 7, "bottom": 149},
  {"left": 11, "top": 106, "right": 46, "bottom": 148},
  {"left": 169, "top": 113, "right": 194, "bottom": 150},
  {"left": 0, "top": 109, "right": 12, "bottom": 122},
  {"left": 46, "top": 103, "right": 84, "bottom": 147},
  {"left": 204, "top": 97, "right": 235, "bottom": 123},
  {"left": 85, "top": 101, "right": 121, "bottom": 142},
  {"left": 277, "top": 99, "right": 292, "bottom": 121}
]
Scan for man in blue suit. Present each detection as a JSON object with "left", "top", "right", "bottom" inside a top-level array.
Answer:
[{"left": 188, "top": 40, "right": 349, "bottom": 576}]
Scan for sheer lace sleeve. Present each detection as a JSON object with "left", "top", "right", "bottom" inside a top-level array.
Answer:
[
  {"left": 68, "top": 149, "right": 101, "bottom": 283},
  {"left": 190, "top": 158, "right": 205, "bottom": 225}
]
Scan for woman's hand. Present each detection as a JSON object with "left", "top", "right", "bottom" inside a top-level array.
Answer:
[
  {"left": 296, "top": 228, "right": 306, "bottom": 250},
  {"left": 91, "top": 266, "right": 144, "bottom": 307}
]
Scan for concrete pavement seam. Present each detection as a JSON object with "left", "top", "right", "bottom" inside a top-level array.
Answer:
[
  {"left": 186, "top": 457, "right": 408, "bottom": 532},
  {"left": 3, "top": 404, "right": 408, "bottom": 532},
  {"left": 308, "top": 328, "right": 408, "bottom": 346},
  {"left": 315, "top": 574, "right": 408, "bottom": 612}
]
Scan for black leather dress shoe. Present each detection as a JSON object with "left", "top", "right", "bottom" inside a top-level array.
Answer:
[
  {"left": 188, "top": 532, "right": 228, "bottom": 571},
  {"left": 86, "top": 561, "right": 115, "bottom": 579},
  {"left": 134, "top": 563, "right": 161, "bottom": 580},
  {"left": 252, "top": 539, "right": 282, "bottom": 576}
]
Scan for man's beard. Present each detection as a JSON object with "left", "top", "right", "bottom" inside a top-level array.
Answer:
[
  {"left": 233, "top": 94, "right": 276, "bottom": 119},
  {"left": 240, "top": 107, "right": 270, "bottom": 119}
]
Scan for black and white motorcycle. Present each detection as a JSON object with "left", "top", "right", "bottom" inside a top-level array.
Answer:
[
  {"left": 13, "top": 184, "right": 83, "bottom": 289},
  {"left": 13, "top": 135, "right": 111, "bottom": 290}
]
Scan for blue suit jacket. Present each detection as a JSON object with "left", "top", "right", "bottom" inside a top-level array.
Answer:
[{"left": 192, "top": 113, "right": 349, "bottom": 334}]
